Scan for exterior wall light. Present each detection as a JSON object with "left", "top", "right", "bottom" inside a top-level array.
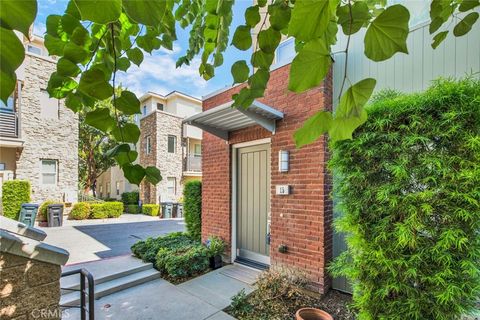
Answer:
[{"left": 279, "top": 150, "right": 289, "bottom": 172}]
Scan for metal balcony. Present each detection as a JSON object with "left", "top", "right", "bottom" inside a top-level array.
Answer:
[{"left": 184, "top": 155, "right": 202, "bottom": 173}]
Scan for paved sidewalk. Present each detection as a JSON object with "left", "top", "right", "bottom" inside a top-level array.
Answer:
[
  {"left": 63, "top": 265, "right": 259, "bottom": 320},
  {"left": 38, "top": 215, "right": 185, "bottom": 264}
]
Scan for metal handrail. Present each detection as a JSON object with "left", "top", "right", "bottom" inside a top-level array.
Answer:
[{"left": 60, "top": 268, "right": 95, "bottom": 320}]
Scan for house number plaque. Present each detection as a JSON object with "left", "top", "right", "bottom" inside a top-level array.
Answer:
[{"left": 276, "top": 185, "right": 290, "bottom": 195}]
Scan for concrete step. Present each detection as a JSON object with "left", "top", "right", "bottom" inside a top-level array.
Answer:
[
  {"left": 60, "top": 268, "right": 161, "bottom": 307},
  {"left": 61, "top": 262, "right": 153, "bottom": 294}
]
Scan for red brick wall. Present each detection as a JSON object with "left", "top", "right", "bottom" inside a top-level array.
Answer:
[{"left": 202, "top": 64, "right": 333, "bottom": 293}]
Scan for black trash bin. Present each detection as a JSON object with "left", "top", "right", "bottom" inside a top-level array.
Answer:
[
  {"left": 47, "top": 204, "right": 64, "bottom": 227},
  {"left": 177, "top": 203, "right": 183, "bottom": 218},
  {"left": 172, "top": 203, "right": 178, "bottom": 218},
  {"left": 161, "top": 202, "right": 173, "bottom": 218},
  {"left": 18, "top": 203, "right": 39, "bottom": 227}
]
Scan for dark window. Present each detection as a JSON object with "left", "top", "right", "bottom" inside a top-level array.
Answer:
[
  {"left": 168, "top": 135, "right": 176, "bottom": 153},
  {"left": 143, "top": 105, "right": 147, "bottom": 116},
  {"left": 157, "top": 103, "right": 164, "bottom": 111}
]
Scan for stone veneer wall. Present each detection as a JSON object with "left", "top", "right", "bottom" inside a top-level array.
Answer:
[
  {"left": 0, "top": 252, "right": 62, "bottom": 320},
  {"left": 139, "top": 111, "right": 183, "bottom": 204},
  {"left": 202, "top": 64, "right": 333, "bottom": 293},
  {"left": 14, "top": 54, "right": 79, "bottom": 203}
]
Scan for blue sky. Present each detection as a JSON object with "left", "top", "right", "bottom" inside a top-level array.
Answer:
[{"left": 34, "top": 0, "right": 252, "bottom": 99}]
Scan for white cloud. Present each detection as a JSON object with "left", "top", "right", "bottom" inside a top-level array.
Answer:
[{"left": 117, "top": 45, "right": 213, "bottom": 99}]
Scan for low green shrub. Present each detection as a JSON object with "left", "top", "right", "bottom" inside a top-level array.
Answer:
[
  {"left": 69, "top": 202, "right": 91, "bottom": 220},
  {"left": 156, "top": 245, "right": 209, "bottom": 278},
  {"left": 131, "top": 232, "right": 210, "bottom": 279},
  {"left": 2, "top": 180, "right": 30, "bottom": 220},
  {"left": 142, "top": 204, "right": 160, "bottom": 216},
  {"left": 121, "top": 191, "right": 139, "bottom": 205},
  {"left": 125, "top": 204, "right": 140, "bottom": 214},
  {"left": 90, "top": 203, "right": 109, "bottom": 219},
  {"left": 104, "top": 202, "right": 123, "bottom": 218},
  {"left": 39, "top": 200, "right": 63, "bottom": 222},
  {"left": 184, "top": 181, "right": 202, "bottom": 240}
]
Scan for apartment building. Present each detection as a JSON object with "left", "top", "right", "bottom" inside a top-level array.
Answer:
[
  {"left": 97, "top": 91, "right": 202, "bottom": 203},
  {"left": 0, "top": 33, "right": 79, "bottom": 206}
]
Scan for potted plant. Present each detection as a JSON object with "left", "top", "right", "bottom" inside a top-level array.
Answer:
[
  {"left": 206, "top": 236, "right": 225, "bottom": 269},
  {"left": 295, "top": 308, "right": 333, "bottom": 320}
]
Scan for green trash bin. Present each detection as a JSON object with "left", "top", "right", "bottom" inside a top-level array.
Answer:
[{"left": 18, "top": 203, "right": 39, "bottom": 227}]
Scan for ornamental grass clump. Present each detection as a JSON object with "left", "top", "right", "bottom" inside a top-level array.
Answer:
[{"left": 329, "top": 79, "right": 480, "bottom": 320}]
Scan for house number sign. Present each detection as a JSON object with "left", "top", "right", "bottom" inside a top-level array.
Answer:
[{"left": 276, "top": 185, "right": 290, "bottom": 195}]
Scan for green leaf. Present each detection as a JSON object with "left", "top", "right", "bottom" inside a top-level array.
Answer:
[
  {"left": 73, "top": 0, "right": 122, "bottom": 24},
  {"left": 71, "top": 26, "right": 91, "bottom": 47},
  {"left": 57, "top": 57, "right": 81, "bottom": 77},
  {"left": 269, "top": 2, "right": 291, "bottom": 31},
  {"left": 61, "top": 14, "right": 82, "bottom": 35},
  {"left": 288, "top": 38, "right": 332, "bottom": 93},
  {"left": 85, "top": 108, "right": 115, "bottom": 132},
  {"left": 0, "top": 27, "right": 24, "bottom": 102},
  {"left": 44, "top": 34, "right": 66, "bottom": 56},
  {"left": 107, "top": 144, "right": 138, "bottom": 166},
  {"left": 117, "top": 57, "right": 131, "bottom": 71},
  {"left": 115, "top": 90, "right": 140, "bottom": 115},
  {"left": 46, "top": 15, "right": 62, "bottom": 36},
  {"left": 251, "top": 50, "right": 274, "bottom": 69},
  {"left": 258, "top": 28, "right": 281, "bottom": 53},
  {"left": 329, "top": 110, "right": 368, "bottom": 141},
  {"left": 294, "top": 111, "right": 333, "bottom": 147},
  {"left": 0, "top": 69, "right": 16, "bottom": 106},
  {"left": 459, "top": 0, "right": 480, "bottom": 12},
  {"left": 64, "top": 42, "right": 88, "bottom": 63},
  {"left": 122, "top": 163, "right": 145, "bottom": 185},
  {"left": 111, "top": 123, "right": 140, "bottom": 143},
  {"left": 232, "top": 25, "right": 252, "bottom": 51},
  {"left": 126, "top": 48, "right": 144, "bottom": 66},
  {"left": 65, "top": 92, "right": 83, "bottom": 112},
  {"left": 337, "top": 2, "right": 371, "bottom": 35},
  {"left": 453, "top": 12, "right": 479, "bottom": 36},
  {"left": 202, "top": 63, "right": 215, "bottom": 80},
  {"left": 288, "top": 0, "right": 338, "bottom": 41},
  {"left": 47, "top": 72, "right": 78, "bottom": 99},
  {"left": 336, "top": 78, "right": 376, "bottom": 119},
  {"left": 123, "top": 0, "right": 166, "bottom": 26},
  {"left": 0, "top": 0, "right": 37, "bottom": 36},
  {"left": 145, "top": 166, "right": 162, "bottom": 185},
  {"left": 431, "top": 31, "right": 448, "bottom": 49},
  {"left": 364, "top": 4, "right": 410, "bottom": 62},
  {"left": 245, "top": 6, "right": 261, "bottom": 28},
  {"left": 233, "top": 88, "right": 255, "bottom": 108},
  {"left": 231, "top": 60, "right": 250, "bottom": 84},
  {"left": 248, "top": 68, "right": 270, "bottom": 90},
  {"left": 78, "top": 68, "right": 113, "bottom": 100},
  {"left": 429, "top": 0, "right": 454, "bottom": 34}
]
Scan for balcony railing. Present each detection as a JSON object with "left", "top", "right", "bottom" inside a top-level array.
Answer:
[
  {"left": 0, "top": 111, "right": 18, "bottom": 138},
  {"left": 184, "top": 155, "right": 201, "bottom": 172}
]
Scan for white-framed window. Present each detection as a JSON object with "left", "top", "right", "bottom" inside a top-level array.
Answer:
[
  {"left": 41, "top": 160, "right": 57, "bottom": 185},
  {"left": 275, "top": 38, "right": 295, "bottom": 67},
  {"left": 27, "top": 44, "right": 42, "bottom": 56},
  {"left": 116, "top": 181, "right": 120, "bottom": 196},
  {"left": 143, "top": 105, "right": 147, "bottom": 116},
  {"left": 40, "top": 89, "right": 59, "bottom": 119},
  {"left": 167, "top": 177, "right": 176, "bottom": 195},
  {"left": 146, "top": 136, "right": 152, "bottom": 155},
  {"left": 106, "top": 182, "right": 111, "bottom": 198},
  {"left": 168, "top": 135, "right": 176, "bottom": 153},
  {"left": 157, "top": 103, "right": 164, "bottom": 111},
  {"left": 194, "top": 144, "right": 201, "bottom": 157}
]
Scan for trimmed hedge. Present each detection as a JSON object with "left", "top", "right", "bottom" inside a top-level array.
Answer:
[
  {"left": 2, "top": 180, "right": 30, "bottom": 220},
  {"left": 90, "top": 201, "right": 123, "bottom": 219},
  {"left": 121, "top": 191, "right": 139, "bottom": 205},
  {"left": 125, "top": 204, "right": 141, "bottom": 214},
  {"left": 131, "top": 232, "right": 210, "bottom": 279},
  {"left": 183, "top": 181, "right": 202, "bottom": 240},
  {"left": 142, "top": 204, "right": 160, "bottom": 216},
  {"left": 69, "top": 202, "right": 91, "bottom": 220},
  {"left": 329, "top": 79, "right": 480, "bottom": 320}
]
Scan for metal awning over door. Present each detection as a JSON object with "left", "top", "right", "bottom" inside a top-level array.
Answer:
[{"left": 183, "top": 100, "right": 284, "bottom": 140}]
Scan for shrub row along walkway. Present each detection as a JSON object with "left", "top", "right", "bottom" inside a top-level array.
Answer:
[
  {"left": 39, "top": 215, "right": 185, "bottom": 264},
  {"left": 64, "top": 264, "right": 259, "bottom": 320}
]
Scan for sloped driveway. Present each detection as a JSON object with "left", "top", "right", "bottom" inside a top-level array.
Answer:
[{"left": 38, "top": 214, "right": 185, "bottom": 264}]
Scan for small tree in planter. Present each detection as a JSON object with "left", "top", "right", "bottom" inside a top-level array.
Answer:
[
  {"left": 205, "top": 236, "right": 225, "bottom": 269},
  {"left": 329, "top": 79, "right": 480, "bottom": 320}
]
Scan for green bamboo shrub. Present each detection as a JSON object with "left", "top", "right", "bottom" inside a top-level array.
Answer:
[
  {"left": 184, "top": 181, "right": 202, "bottom": 240},
  {"left": 329, "top": 79, "right": 480, "bottom": 320}
]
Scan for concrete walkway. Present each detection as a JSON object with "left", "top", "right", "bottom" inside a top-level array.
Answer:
[
  {"left": 38, "top": 215, "right": 185, "bottom": 264},
  {"left": 64, "top": 264, "right": 259, "bottom": 320}
]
